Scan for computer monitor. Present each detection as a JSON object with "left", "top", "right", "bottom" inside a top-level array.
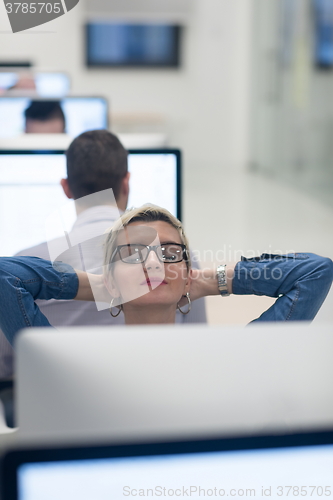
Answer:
[
  {"left": 127, "top": 149, "right": 181, "bottom": 219},
  {"left": 0, "top": 96, "right": 108, "bottom": 138},
  {"left": 86, "top": 22, "right": 182, "bottom": 68},
  {"left": 0, "top": 149, "right": 181, "bottom": 256},
  {"left": 314, "top": 0, "right": 333, "bottom": 68},
  {"left": 15, "top": 323, "right": 333, "bottom": 440},
  {"left": 2, "top": 428, "right": 333, "bottom": 499},
  {"left": 0, "top": 71, "right": 70, "bottom": 97}
]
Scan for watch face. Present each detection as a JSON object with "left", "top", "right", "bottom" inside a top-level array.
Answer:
[{"left": 217, "top": 266, "right": 229, "bottom": 295}]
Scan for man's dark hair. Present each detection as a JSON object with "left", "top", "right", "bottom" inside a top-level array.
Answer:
[
  {"left": 66, "top": 130, "right": 128, "bottom": 200},
  {"left": 24, "top": 100, "right": 66, "bottom": 127}
]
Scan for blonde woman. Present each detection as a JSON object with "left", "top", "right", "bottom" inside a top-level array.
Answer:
[
  {"left": 102, "top": 205, "right": 192, "bottom": 325},
  {"left": 0, "top": 204, "right": 332, "bottom": 345}
]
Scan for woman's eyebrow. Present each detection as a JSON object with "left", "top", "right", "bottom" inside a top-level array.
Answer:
[
  {"left": 160, "top": 241, "right": 182, "bottom": 245},
  {"left": 119, "top": 242, "right": 153, "bottom": 247},
  {"left": 122, "top": 241, "right": 182, "bottom": 246}
]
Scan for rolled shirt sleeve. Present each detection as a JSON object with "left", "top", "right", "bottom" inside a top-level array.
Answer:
[
  {"left": 0, "top": 257, "right": 79, "bottom": 346},
  {"left": 232, "top": 253, "right": 333, "bottom": 322}
]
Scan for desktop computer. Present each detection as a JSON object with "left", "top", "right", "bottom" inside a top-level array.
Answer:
[
  {"left": 3, "top": 429, "right": 333, "bottom": 500},
  {"left": 15, "top": 323, "right": 333, "bottom": 441},
  {"left": 0, "top": 149, "right": 181, "bottom": 256}
]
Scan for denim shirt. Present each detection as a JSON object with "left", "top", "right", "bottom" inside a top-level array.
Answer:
[
  {"left": 0, "top": 253, "right": 332, "bottom": 346},
  {"left": 233, "top": 253, "right": 333, "bottom": 322},
  {"left": 0, "top": 257, "right": 78, "bottom": 346}
]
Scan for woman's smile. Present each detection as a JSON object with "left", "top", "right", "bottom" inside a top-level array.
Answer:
[{"left": 141, "top": 277, "right": 168, "bottom": 286}]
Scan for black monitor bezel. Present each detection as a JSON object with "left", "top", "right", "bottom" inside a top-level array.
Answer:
[
  {"left": 85, "top": 23, "right": 182, "bottom": 69},
  {"left": 2, "top": 429, "right": 333, "bottom": 500},
  {"left": 0, "top": 148, "right": 182, "bottom": 221}
]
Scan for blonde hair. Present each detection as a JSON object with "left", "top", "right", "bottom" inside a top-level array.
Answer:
[{"left": 104, "top": 204, "right": 191, "bottom": 273}]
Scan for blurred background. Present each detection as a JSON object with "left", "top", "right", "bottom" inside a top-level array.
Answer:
[{"left": 0, "top": 0, "right": 332, "bottom": 324}]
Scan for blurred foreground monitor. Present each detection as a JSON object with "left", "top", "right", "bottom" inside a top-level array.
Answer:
[{"left": 3, "top": 429, "right": 333, "bottom": 500}]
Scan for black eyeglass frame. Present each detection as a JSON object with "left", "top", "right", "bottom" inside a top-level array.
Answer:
[{"left": 111, "top": 243, "right": 188, "bottom": 265}]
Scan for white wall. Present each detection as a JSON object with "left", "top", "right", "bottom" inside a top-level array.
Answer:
[{"left": 0, "top": 0, "right": 253, "bottom": 175}]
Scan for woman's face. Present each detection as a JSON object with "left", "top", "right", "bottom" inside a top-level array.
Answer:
[{"left": 108, "top": 220, "right": 191, "bottom": 309}]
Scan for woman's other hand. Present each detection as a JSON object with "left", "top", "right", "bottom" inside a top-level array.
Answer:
[
  {"left": 180, "top": 264, "right": 236, "bottom": 303},
  {"left": 74, "top": 271, "right": 111, "bottom": 303}
]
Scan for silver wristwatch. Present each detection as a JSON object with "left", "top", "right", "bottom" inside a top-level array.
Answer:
[{"left": 216, "top": 264, "right": 230, "bottom": 296}]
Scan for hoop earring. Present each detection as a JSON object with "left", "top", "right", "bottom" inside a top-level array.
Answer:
[
  {"left": 109, "top": 298, "right": 122, "bottom": 318},
  {"left": 177, "top": 292, "right": 191, "bottom": 315}
]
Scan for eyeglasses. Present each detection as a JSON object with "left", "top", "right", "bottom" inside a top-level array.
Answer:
[{"left": 111, "top": 243, "right": 188, "bottom": 265}]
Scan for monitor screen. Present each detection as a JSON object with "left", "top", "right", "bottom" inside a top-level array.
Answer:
[
  {"left": 127, "top": 150, "right": 179, "bottom": 218},
  {"left": 0, "top": 97, "right": 108, "bottom": 138},
  {"left": 86, "top": 23, "right": 181, "bottom": 67},
  {"left": 0, "top": 72, "right": 70, "bottom": 97},
  {"left": 3, "top": 433, "right": 333, "bottom": 500},
  {"left": 0, "top": 150, "right": 181, "bottom": 256},
  {"left": 314, "top": 0, "right": 333, "bottom": 68}
]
